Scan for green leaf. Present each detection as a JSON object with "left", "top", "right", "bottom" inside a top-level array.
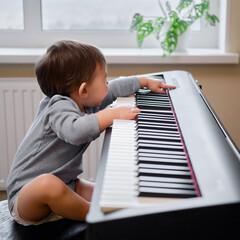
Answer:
[
  {"left": 170, "top": 19, "right": 185, "bottom": 35},
  {"left": 130, "top": 13, "right": 143, "bottom": 31},
  {"left": 194, "top": 0, "right": 209, "bottom": 19},
  {"left": 153, "top": 17, "right": 165, "bottom": 40},
  {"left": 177, "top": 0, "right": 193, "bottom": 12},
  {"left": 205, "top": 12, "right": 219, "bottom": 26},
  {"left": 169, "top": 11, "right": 190, "bottom": 36},
  {"left": 169, "top": 11, "right": 178, "bottom": 22},
  {"left": 137, "top": 22, "right": 154, "bottom": 47},
  {"left": 161, "top": 31, "right": 178, "bottom": 55}
]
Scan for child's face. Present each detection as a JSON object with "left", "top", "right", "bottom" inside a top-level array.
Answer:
[{"left": 86, "top": 63, "right": 108, "bottom": 107}]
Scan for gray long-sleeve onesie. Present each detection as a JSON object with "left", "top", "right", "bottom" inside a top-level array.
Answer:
[{"left": 7, "top": 76, "right": 140, "bottom": 212}]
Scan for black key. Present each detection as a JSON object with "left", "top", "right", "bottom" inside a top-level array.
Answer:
[
  {"left": 138, "top": 152, "right": 187, "bottom": 160},
  {"left": 138, "top": 113, "right": 174, "bottom": 119},
  {"left": 137, "top": 122, "right": 177, "bottom": 130},
  {"left": 137, "top": 99, "right": 170, "bottom": 104},
  {"left": 140, "top": 109, "right": 173, "bottom": 115},
  {"left": 136, "top": 101, "right": 171, "bottom": 107},
  {"left": 136, "top": 95, "right": 168, "bottom": 99},
  {"left": 138, "top": 176, "right": 194, "bottom": 184},
  {"left": 138, "top": 135, "right": 181, "bottom": 142},
  {"left": 137, "top": 119, "right": 176, "bottom": 126},
  {"left": 138, "top": 186, "right": 197, "bottom": 198},
  {"left": 137, "top": 130, "right": 181, "bottom": 141},
  {"left": 138, "top": 167, "right": 192, "bottom": 178},
  {"left": 138, "top": 163, "right": 190, "bottom": 171},
  {"left": 137, "top": 118, "right": 175, "bottom": 124},
  {"left": 138, "top": 142, "right": 184, "bottom": 151},
  {"left": 136, "top": 96, "right": 170, "bottom": 102},
  {"left": 137, "top": 116, "right": 175, "bottom": 123},
  {"left": 138, "top": 139, "right": 182, "bottom": 146},
  {"left": 137, "top": 104, "right": 171, "bottom": 111},
  {"left": 139, "top": 181, "right": 196, "bottom": 190},
  {"left": 138, "top": 156, "right": 188, "bottom": 165},
  {"left": 136, "top": 91, "right": 167, "bottom": 96},
  {"left": 138, "top": 148, "right": 186, "bottom": 156},
  {"left": 138, "top": 123, "right": 178, "bottom": 131},
  {"left": 138, "top": 129, "right": 180, "bottom": 136},
  {"left": 138, "top": 135, "right": 181, "bottom": 143}
]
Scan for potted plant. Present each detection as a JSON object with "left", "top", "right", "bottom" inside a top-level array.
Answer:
[{"left": 130, "top": 0, "right": 219, "bottom": 56}]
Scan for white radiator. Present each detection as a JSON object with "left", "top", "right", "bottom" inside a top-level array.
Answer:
[{"left": 0, "top": 78, "right": 103, "bottom": 190}]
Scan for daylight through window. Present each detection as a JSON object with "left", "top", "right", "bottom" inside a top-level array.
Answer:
[
  {"left": 0, "top": 0, "right": 24, "bottom": 30},
  {"left": 0, "top": 0, "right": 222, "bottom": 49}
]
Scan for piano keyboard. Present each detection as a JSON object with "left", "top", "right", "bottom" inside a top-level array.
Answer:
[{"left": 100, "top": 89, "right": 201, "bottom": 212}]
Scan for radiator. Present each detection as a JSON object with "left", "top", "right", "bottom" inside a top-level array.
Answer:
[{"left": 0, "top": 78, "right": 103, "bottom": 190}]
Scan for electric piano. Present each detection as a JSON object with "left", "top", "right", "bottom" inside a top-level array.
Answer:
[{"left": 87, "top": 71, "right": 240, "bottom": 240}]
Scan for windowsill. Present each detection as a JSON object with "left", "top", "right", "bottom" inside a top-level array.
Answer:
[{"left": 0, "top": 47, "right": 238, "bottom": 64}]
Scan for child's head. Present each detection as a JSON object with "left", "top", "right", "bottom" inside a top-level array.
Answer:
[{"left": 35, "top": 40, "right": 106, "bottom": 98}]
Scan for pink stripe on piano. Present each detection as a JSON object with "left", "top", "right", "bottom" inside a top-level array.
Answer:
[{"left": 167, "top": 90, "right": 201, "bottom": 197}]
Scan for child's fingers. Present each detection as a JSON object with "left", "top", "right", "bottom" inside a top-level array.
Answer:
[
  {"left": 131, "top": 107, "right": 140, "bottom": 113},
  {"left": 154, "top": 87, "right": 167, "bottom": 94},
  {"left": 155, "top": 84, "right": 176, "bottom": 93},
  {"left": 162, "top": 84, "right": 176, "bottom": 90}
]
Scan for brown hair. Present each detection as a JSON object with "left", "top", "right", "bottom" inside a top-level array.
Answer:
[{"left": 35, "top": 40, "right": 106, "bottom": 98}]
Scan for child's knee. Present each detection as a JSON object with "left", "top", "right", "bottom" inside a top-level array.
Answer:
[{"left": 34, "top": 174, "right": 67, "bottom": 200}]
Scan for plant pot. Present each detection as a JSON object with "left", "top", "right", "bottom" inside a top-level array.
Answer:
[
  {"left": 175, "top": 27, "right": 190, "bottom": 52},
  {"left": 160, "top": 21, "right": 190, "bottom": 52}
]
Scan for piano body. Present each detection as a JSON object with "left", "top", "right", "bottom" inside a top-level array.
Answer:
[{"left": 87, "top": 71, "right": 240, "bottom": 240}]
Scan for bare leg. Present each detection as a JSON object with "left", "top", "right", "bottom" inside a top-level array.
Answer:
[
  {"left": 17, "top": 174, "right": 90, "bottom": 222},
  {"left": 75, "top": 178, "right": 95, "bottom": 202}
]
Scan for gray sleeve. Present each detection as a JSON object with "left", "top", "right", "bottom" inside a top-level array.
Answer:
[
  {"left": 48, "top": 100, "right": 100, "bottom": 146},
  {"left": 99, "top": 76, "right": 140, "bottom": 110}
]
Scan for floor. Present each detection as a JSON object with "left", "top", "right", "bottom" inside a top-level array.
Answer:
[{"left": 0, "top": 191, "right": 7, "bottom": 201}]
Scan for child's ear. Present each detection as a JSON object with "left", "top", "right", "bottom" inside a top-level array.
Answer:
[{"left": 78, "top": 82, "right": 88, "bottom": 98}]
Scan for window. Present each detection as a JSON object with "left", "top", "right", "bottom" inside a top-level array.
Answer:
[
  {"left": 0, "top": 0, "right": 226, "bottom": 50},
  {"left": 41, "top": 0, "right": 165, "bottom": 31},
  {"left": 41, "top": 0, "right": 199, "bottom": 31},
  {"left": 0, "top": 0, "right": 24, "bottom": 30}
]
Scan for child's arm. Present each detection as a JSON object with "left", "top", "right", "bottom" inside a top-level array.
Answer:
[
  {"left": 99, "top": 76, "right": 140, "bottom": 110},
  {"left": 96, "top": 77, "right": 176, "bottom": 132},
  {"left": 100, "top": 76, "right": 175, "bottom": 110}
]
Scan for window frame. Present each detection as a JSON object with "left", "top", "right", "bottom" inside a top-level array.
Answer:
[{"left": 0, "top": 0, "right": 227, "bottom": 51}]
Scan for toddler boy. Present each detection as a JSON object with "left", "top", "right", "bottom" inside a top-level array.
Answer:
[{"left": 7, "top": 40, "right": 175, "bottom": 225}]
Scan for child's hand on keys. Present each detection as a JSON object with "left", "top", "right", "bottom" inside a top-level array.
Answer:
[
  {"left": 114, "top": 106, "right": 140, "bottom": 120},
  {"left": 138, "top": 77, "right": 176, "bottom": 93}
]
